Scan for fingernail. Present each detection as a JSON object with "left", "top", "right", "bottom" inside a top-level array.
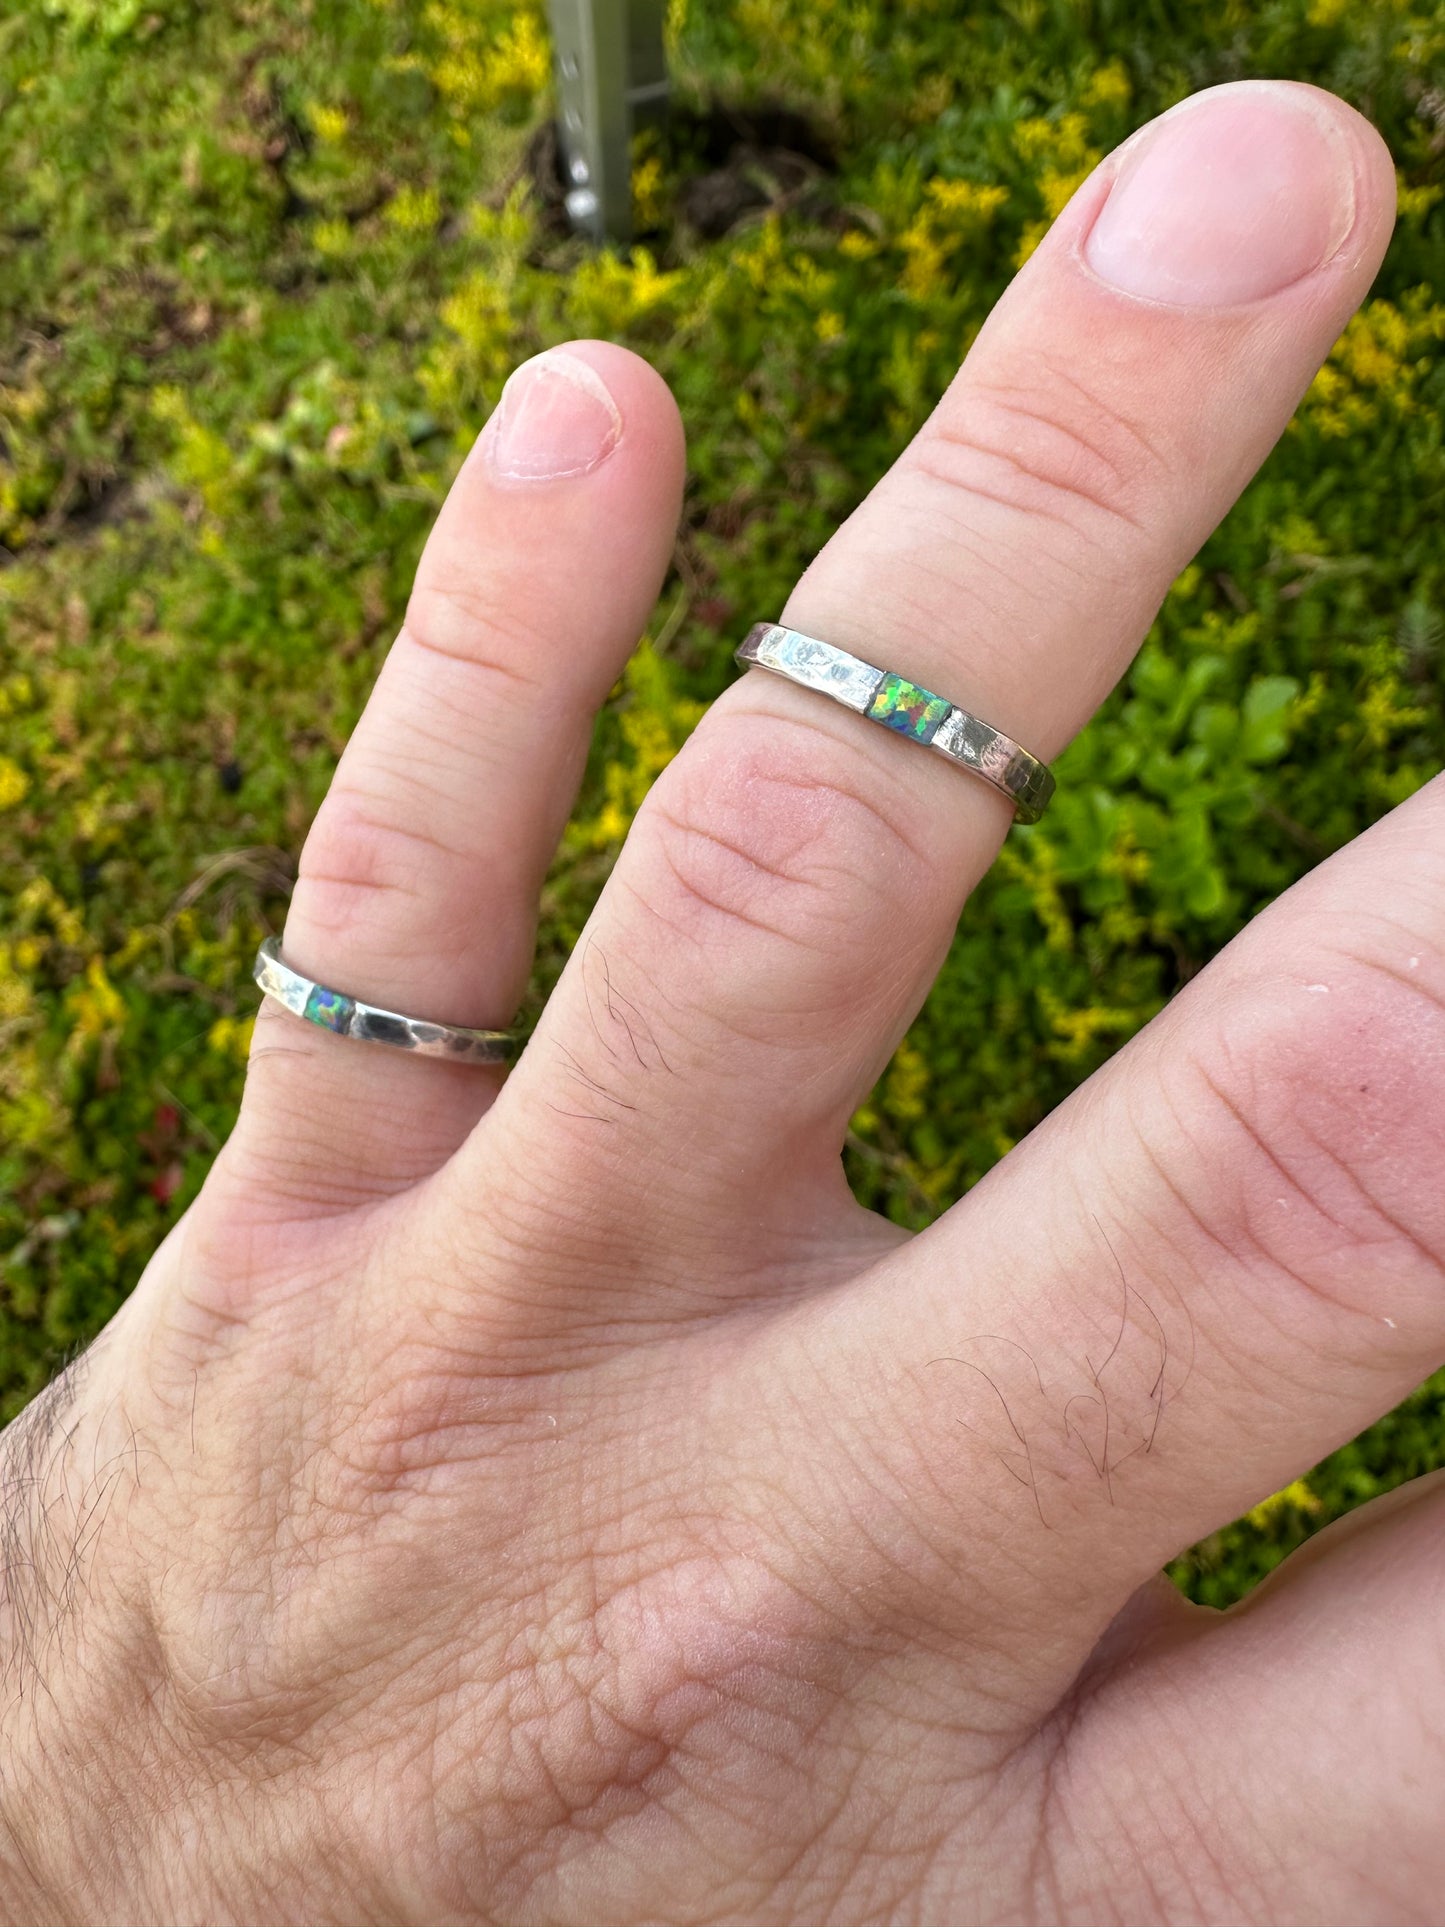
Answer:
[
  {"left": 1085, "top": 82, "right": 1357, "bottom": 306},
  {"left": 484, "top": 349, "right": 623, "bottom": 482}
]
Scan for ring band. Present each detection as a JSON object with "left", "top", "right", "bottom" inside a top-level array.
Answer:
[
  {"left": 734, "top": 623, "right": 1055, "bottom": 823},
  {"left": 252, "top": 937, "right": 522, "bottom": 1064}
]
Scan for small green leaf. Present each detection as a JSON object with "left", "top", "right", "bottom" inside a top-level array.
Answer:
[{"left": 1240, "top": 676, "right": 1302, "bottom": 765}]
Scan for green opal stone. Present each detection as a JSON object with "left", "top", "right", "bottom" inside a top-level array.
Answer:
[
  {"left": 865, "top": 671, "right": 951, "bottom": 744},
  {"left": 303, "top": 984, "right": 354, "bottom": 1033}
]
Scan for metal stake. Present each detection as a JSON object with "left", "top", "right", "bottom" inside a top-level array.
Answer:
[{"left": 547, "top": 0, "right": 669, "bottom": 243}]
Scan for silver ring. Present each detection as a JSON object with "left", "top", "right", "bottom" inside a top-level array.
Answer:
[
  {"left": 252, "top": 937, "right": 522, "bottom": 1064},
  {"left": 734, "top": 623, "right": 1055, "bottom": 823}
]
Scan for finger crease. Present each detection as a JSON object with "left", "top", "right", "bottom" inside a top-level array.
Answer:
[{"left": 396, "top": 616, "right": 550, "bottom": 700}]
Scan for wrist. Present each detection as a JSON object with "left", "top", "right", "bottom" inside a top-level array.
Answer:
[
  {"left": 0, "top": 1687, "right": 95, "bottom": 1927},
  {"left": 0, "top": 1362, "right": 167, "bottom": 1926},
  {"left": 0, "top": 1599, "right": 193, "bottom": 1927},
  {"left": 0, "top": 1781, "right": 48, "bottom": 1927}
]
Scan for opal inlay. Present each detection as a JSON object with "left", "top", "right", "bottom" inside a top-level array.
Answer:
[
  {"left": 866, "top": 672, "right": 951, "bottom": 744},
  {"left": 303, "top": 984, "right": 353, "bottom": 1033}
]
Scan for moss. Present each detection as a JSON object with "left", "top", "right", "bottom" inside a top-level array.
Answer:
[{"left": 2, "top": 0, "right": 1443, "bottom": 1603}]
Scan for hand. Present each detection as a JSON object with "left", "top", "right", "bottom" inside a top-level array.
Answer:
[{"left": 2, "top": 80, "right": 1434, "bottom": 1927}]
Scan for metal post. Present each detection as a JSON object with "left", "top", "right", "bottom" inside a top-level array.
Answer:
[{"left": 547, "top": 0, "right": 669, "bottom": 244}]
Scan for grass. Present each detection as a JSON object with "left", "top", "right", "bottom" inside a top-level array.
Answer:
[{"left": 2, "top": 0, "right": 1443, "bottom": 1605}]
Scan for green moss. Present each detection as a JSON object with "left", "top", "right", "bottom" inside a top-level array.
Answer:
[{"left": 2, "top": 0, "right": 1443, "bottom": 1603}]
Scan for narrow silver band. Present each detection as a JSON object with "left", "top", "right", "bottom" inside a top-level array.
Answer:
[
  {"left": 252, "top": 937, "right": 521, "bottom": 1064},
  {"left": 734, "top": 623, "right": 1055, "bottom": 823}
]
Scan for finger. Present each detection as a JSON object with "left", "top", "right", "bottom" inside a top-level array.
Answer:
[
  {"left": 223, "top": 343, "right": 684, "bottom": 1209},
  {"left": 1044, "top": 1471, "right": 1445, "bottom": 1922},
  {"left": 464, "top": 83, "right": 1395, "bottom": 1296},
  {"left": 758, "top": 775, "right": 1445, "bottom": 1702}
]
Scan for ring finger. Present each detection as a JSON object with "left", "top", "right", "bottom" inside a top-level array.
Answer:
[{"left": 223, "top": 342, "right": 684, "bottom": 1208}]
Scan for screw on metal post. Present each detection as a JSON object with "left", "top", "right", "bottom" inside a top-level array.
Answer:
[{"left": 547, "top": 0, "right": 668, "bottom": 244}]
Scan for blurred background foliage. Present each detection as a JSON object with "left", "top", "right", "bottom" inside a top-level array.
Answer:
[{"left": 1, "top": 0, "right": 1443, "bottom": 1605}]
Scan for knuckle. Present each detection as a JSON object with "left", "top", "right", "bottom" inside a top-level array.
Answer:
[
  {"left": 912, "top": 372, "right": 1160, "bottom": 541},
  {"left": 1165, "top": 951, "right": 1445, "bottom": 1320},
  {"left": 471, "top": 1545, "right": 845, "bottom": 1902},
  {"left": 401, "top": 587, "right": 550, "bottom": 699},
  {"left": 627, "top": 713, "right": 931, "bottom": 985},
  {"left": 295, "top": 784, "right": 469, "bottom": 954}
]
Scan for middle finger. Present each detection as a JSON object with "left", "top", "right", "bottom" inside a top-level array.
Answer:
[{"left": 464, "top": 82, "right": 1394, "bottom": 1313}]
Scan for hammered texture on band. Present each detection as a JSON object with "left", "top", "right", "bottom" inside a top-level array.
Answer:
[
  {"left": 252, "top": 938, "right": 522, "bottom": 1064},
  {"left": 734, "top": 624, "right": 1055, "bottom": 823}
]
